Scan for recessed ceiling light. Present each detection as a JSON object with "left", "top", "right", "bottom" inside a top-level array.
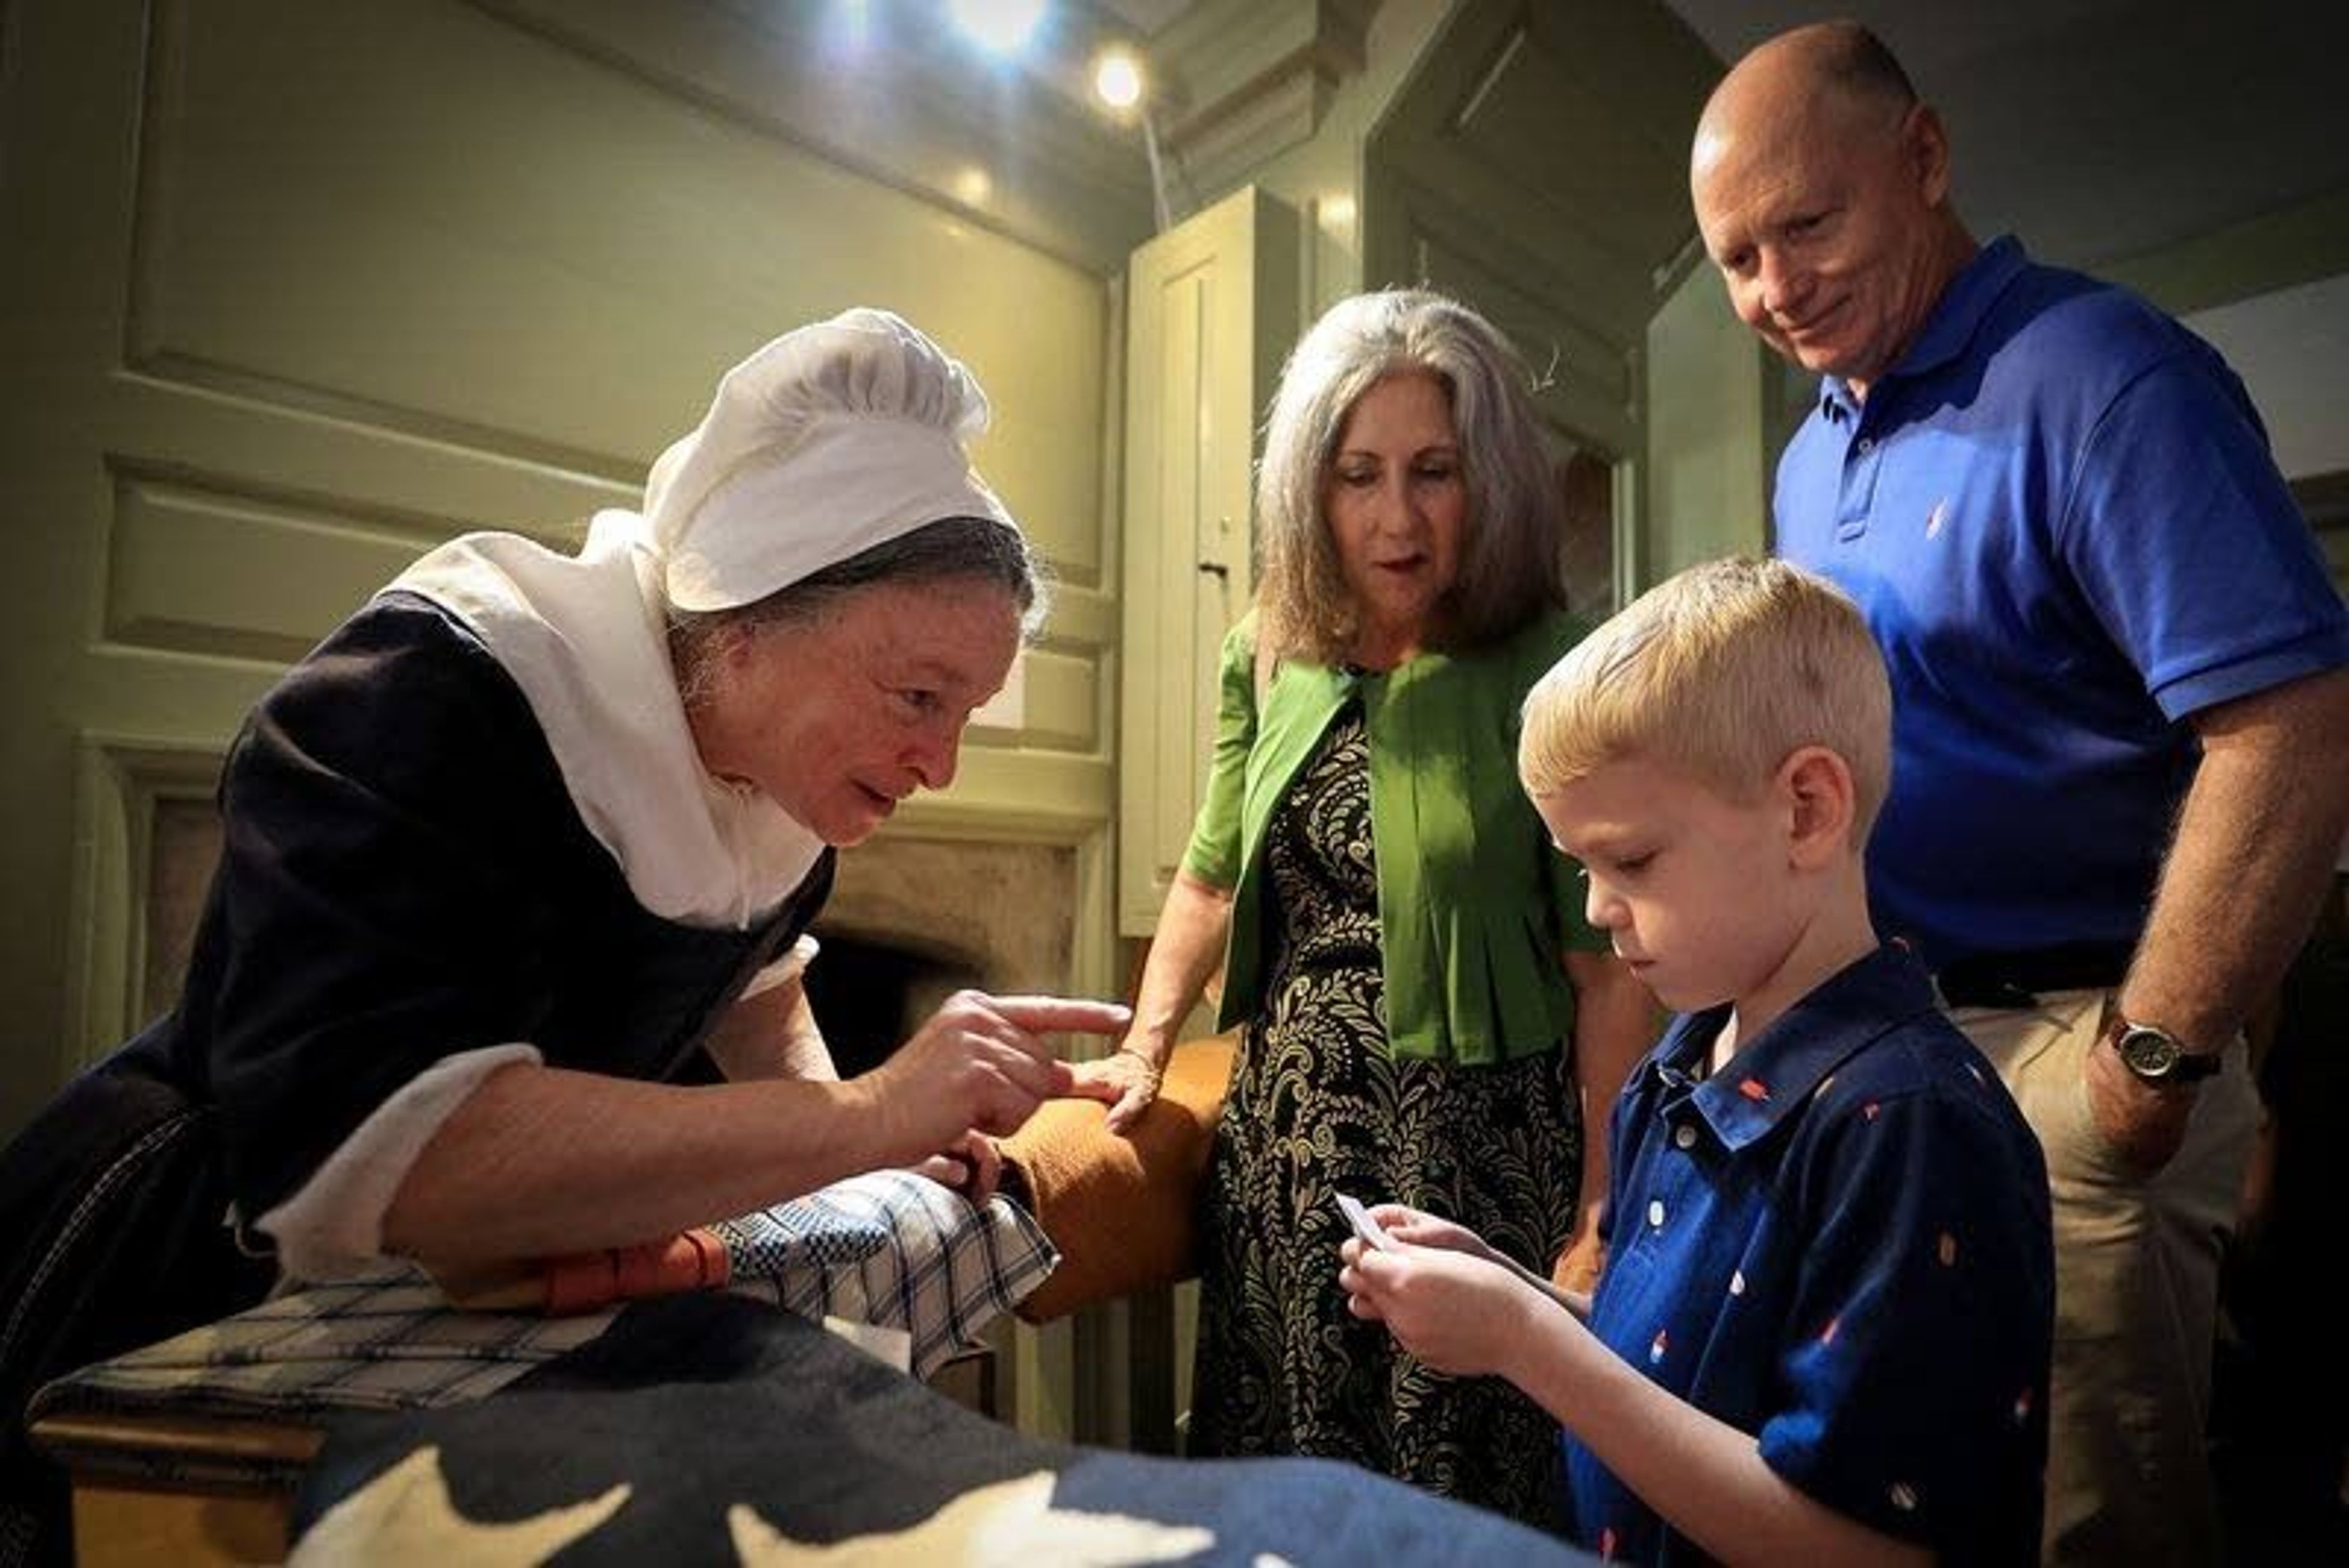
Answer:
[
  {"left": 1094, "top": 50, "right": 1143, "bottom": 110},
  {"left": 947, "top": 0, "right": 1045, "bottom": 57}
]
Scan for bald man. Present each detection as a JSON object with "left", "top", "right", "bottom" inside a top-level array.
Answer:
[{"left": 1691, "top": 21, "right": 2349, "bottom": 1567}]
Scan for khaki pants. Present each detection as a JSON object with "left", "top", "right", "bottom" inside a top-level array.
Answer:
[{"left": 1953, "top": 990, "right": 2259, "bottom": 1567}]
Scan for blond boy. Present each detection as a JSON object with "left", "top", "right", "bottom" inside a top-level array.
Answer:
[{"left": 1342, "top": 558, "right": 2052, "bottom": 1565}]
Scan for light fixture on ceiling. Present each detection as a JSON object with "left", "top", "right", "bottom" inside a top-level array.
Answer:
[
  {"left": 1091, "top": 45, "right": 1173, "bottom": 234},
  {"left": 1093, "top": 49, "right": 1143, "bottom": 111},
  {"left": 946, "top": 0, "right": 1046, "bottom": 58}
]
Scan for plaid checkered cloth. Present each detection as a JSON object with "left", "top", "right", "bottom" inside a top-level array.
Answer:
[
  {"left": 716, "top": 1173, "right": 1055, "bottom": 1377},
  {"left": 29, "top": 1172, "right": 1056, "bottom": 1429}
]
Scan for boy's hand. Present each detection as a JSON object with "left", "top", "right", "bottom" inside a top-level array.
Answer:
[
  {"left": 1340, "top": 1239, "right": 1537, "bottom": 1379},
  {"left": 1367, "top": 1205, "right": 1502, "bottom": 1266}
]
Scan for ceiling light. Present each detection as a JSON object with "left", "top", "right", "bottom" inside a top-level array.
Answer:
[
  {"left": 947, "top": 0, "right": 1045, "bottom": 57},
  {"left": 1094, "top": 50, "right": 1143, "bottom": 110}
]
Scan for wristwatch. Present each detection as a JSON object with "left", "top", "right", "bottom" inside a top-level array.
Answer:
[{"left": 2104, "top": 1014, "right": 2224, "bottom": 1088}]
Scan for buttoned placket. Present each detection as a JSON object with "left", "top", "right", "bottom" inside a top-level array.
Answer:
[
  {"left": 1830, "top": 387, "right": 1885, "bottom": 543},
  {"left": 1646, "top": 1069, "right": 1710, "bottom": 1236}
]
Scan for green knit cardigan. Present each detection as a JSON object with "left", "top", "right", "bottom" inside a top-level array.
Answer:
[{"left": 1181, "top": 608, "right": 1603, "bottom": 1064}]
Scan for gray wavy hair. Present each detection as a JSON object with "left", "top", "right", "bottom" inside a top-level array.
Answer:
[{"left": 1255, "top": 289, "right": 1566, "bottom": 663}]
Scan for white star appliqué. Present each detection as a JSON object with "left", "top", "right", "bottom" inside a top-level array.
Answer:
[
  {"left": 288, "top": 1444, "right": 629, "bottom": 1565},
  {"left": 728, "top": 1470, "right": 1217, "bottom": 1566}
]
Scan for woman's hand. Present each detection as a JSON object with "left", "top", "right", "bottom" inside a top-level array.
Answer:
[
  {"left": 1061, "top": 1044, "right": 1165, "bottom": 1134},
  {"left": 1553, "top": 1226, "right": 1606, "bottom": 1297},
  {"left": 863, "top": 992, "right": 1131, "bottom": 1159}
]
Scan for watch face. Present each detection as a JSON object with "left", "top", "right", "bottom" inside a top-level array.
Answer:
[
  {"left": 2115, "top": 1023, "right": 2221, "bottom": 1083},
  {"left": 2118, "top": 1026, "right": 2181, "bottom": 1078}
]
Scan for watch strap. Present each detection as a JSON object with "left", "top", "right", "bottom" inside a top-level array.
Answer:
[{"left": 2106, "top": 1014, "right": 2224, "bottom": 1085}]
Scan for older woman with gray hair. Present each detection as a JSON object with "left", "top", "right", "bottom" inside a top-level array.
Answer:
[
  {"left": 1067, "top": 289, "right": 1655, "bottom": 1527},
  {"left": 0, "top": 309, "right": 1129, "bottom": 1558}
]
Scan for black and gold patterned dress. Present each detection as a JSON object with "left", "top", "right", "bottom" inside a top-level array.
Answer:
[{"left": 1186, "top": 702, "right": 1583, "bottom": 1531}]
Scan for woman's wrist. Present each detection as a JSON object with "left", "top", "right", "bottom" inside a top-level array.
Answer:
[{"left": 1113, "top": 1041, "right": 1168, "bottom": 1076}]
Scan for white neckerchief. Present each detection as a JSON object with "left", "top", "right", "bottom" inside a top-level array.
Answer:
[{"left": 389, "top": 509, "right": 824, "bottom": 929}]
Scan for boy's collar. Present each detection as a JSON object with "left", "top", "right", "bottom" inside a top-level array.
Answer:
[{"left": 1650, "top": 945, "right": 1937, "bottom": 1151}]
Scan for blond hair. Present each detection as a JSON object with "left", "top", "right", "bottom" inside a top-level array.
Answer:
[
  {"left": 1520, "top": 557, "right": 1892, "bottom": 834},
  {"left": 1255, "top": 289, "right": 1564, "bottom": 663}
]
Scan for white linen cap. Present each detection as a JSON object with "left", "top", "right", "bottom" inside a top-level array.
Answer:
[{"left": 643, "top": 308, "right": 1019, "bottom": 612}]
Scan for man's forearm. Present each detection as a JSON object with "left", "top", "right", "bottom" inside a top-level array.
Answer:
[{"left": 2124, "top": 667, "right": 2349, "bottom": 1047}]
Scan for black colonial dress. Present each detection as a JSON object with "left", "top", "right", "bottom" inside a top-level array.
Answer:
[{"left": 0, "top": 589, "right": 832, "bottom": 1562}]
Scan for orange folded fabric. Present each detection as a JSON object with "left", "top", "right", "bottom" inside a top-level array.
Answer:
[
  {"left": 442, "top": 1228, "right": 730, "bottom": 1315},
  {"left": 545, "top": 1228, "right": 731, "bottom": 1314},
  {"left": 1000, "top": 1036, "right": 1235, "bottom": 1323}
]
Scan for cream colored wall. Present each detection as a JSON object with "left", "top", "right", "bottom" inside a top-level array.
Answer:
[
  {"left": 2186, "top": 272, "right": 2349, "bottom": 485},
  {"left": 1640, "top": 262, "right": 1772, "bottom": 582},
  {"left": 0, "top": 0, "right": 1117, "bottom": 1159},
  {"left": 2104, "top": 187, "right": 2349, "bottom": 321}
]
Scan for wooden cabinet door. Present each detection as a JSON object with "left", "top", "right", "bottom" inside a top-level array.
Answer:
[{"left": 1116, "top": 188, "right": 1298, "bottom": 935}]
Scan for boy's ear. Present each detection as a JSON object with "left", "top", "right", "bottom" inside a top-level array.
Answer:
[{"left": 1778, "top": 745, "right": 1857, "bottom": 866}]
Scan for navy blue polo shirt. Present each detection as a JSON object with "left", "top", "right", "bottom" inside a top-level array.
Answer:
[
  {"left": 1776, "top": 237, "right": 2349, "bottom": 969},
  {"left": 1564, "top": 946, "right": 2053, "bottom": 1564}
]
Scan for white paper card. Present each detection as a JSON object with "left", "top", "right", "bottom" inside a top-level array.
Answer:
[{"left": 1335, "top": 1192, "right": 1396, "bottom": 1252}]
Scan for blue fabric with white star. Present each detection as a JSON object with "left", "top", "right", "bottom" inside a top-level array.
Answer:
[
  {"left": 1775, "top": 236, "right": 2349, "bottom": 971},
  {"left": 1561, "top": 945, "right": 2054, "bottom": 1564}
]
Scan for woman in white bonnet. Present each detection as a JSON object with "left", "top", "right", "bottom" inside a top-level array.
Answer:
[{"left": 0, "top": 310, "right": 1129, "bottom": 1537}]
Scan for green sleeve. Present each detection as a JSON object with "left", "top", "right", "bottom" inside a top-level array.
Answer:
[
  {"left": 1179, "top": 616, "right": 1259, "bottom": 891},
  {"left": 1523, "top": 611, "right": 1609, "bottom": 954}
]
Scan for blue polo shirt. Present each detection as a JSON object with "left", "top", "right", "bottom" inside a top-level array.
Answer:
[
  {"left": 1776, "top": 237, "right": 2349, "bottom": 969},
  {"left": 1564, "top": 945, "right": 2052, "bottom": 1564}
]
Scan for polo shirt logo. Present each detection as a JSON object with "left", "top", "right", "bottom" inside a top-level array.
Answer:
[{"left": 1926, "top": 499, "right": 1951, "bottom": 540}]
